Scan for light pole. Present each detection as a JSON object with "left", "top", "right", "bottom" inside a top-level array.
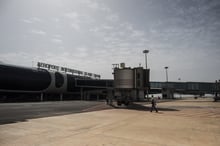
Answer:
[
  {"left": 143, "top": 50, "right": 149, "bottom": 69},
  {"left": 164, "top": 66, "right": 168, "bottom": 82},
  {"left": 178, "top": 78, "right": 182, "bottom": 98},
  {"left": 143, "top": 50, "right": 149, "bottom": 100},
  {"left": 164, "top": 66, "right": 169, "bottom": 98}
]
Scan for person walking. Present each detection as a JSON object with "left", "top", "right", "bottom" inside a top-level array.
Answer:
[{"left": 150, "top": 97, "right": 158, "bottom": 112}]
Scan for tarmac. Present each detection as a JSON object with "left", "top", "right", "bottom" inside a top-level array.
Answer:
[{"left": 0, "top": 98, "right": 220, "bottom": 146}]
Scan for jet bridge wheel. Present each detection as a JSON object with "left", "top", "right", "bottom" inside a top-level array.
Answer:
[
  {"left": 124, "top": 101, "right": 129, "bottom": 106},
  {"left": 117, "top": 101, "right": 122, "bottom": 106}
]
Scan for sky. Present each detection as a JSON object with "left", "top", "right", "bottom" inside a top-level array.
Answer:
[{"left": 0, "top": 0, "right": 219, "bottom": 82}]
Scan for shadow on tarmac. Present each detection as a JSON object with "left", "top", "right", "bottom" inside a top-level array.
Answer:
[
  {"left": 0, "top": 102, "right": 179, "bottom": 125},
  {"left": 0, "top": 101, "right": 113, "bottom": 125},
  {"left": 179, "top": 100, "right": 213, "bottom": 103},
  {"left": 110, "top": 103, "right": 179, "bottom": 112}
]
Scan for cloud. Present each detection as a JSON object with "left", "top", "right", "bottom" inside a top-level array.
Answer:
[
  {"left": 82, "top": 0, "right": 111, "bottom": 12},
  {"left": 30, "top": 29, "right": 46, "bottom": 36},
  {"left": 51, "top": 38, "right": 63, "bottom": 44},
  {"left": 86, "top": 0, "right": 99, "bottom": 9},
  {"left": 32, "top": 17, "right": 41, "bottom": 22},
  {"left": 71, "top": 23, "right": 80, "bottom": 31},
  {"left": 106, "top": 14, "right": 119, "bottom": 22},
  {"left": 64, "top": 11, "right": 81, "bottom": 30},
  {"left": 64, "top": 11, "right": 79, "bottom": 19},
  {"left": 22, "top": 19, "right": 33, "bottom": 24},
  {"left": 102, "top": 26, "right": 113, "bottom": 30},
  {"left": 22, "top": 17, "right": 41, "bottom": 24},
  {"left": 1, "top": 0, "right": 219, "bottom": 81},
  {"left": 0, "top": 52, "right": 34, "bottom": 67},
  {"left": 54, "top": 18, "right": 60, "bottom": 23},
  {"left": 74, "top": 47, "right": 89, "bottom": 58},
  {"left": 89, "top": 27, "right": 100, "bottom": 33},
  {"left": 53, "top": 34, "right": 62, "bottom": 38}
]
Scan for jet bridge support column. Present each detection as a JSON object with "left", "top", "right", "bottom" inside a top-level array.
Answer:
[
  {"left": 80, "top": 88, "right": 83, "bottom": 100},
  {"left": 40, "top": 93, "right": 44, "bottom": 101},
  {"left": 60, "top": 93, "right": 63, "bottom": 101}
]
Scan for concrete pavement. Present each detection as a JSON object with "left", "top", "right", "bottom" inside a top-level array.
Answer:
[
  {"left": 0, "top": 101, "right": 108, "bottom": 125},
  {"left": 0, "top": 98, "right": 220, "bottom": 146}
]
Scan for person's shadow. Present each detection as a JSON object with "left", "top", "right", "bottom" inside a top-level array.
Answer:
[{"left": 113, "top": 103, "right": 179, "bottom": 113}]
